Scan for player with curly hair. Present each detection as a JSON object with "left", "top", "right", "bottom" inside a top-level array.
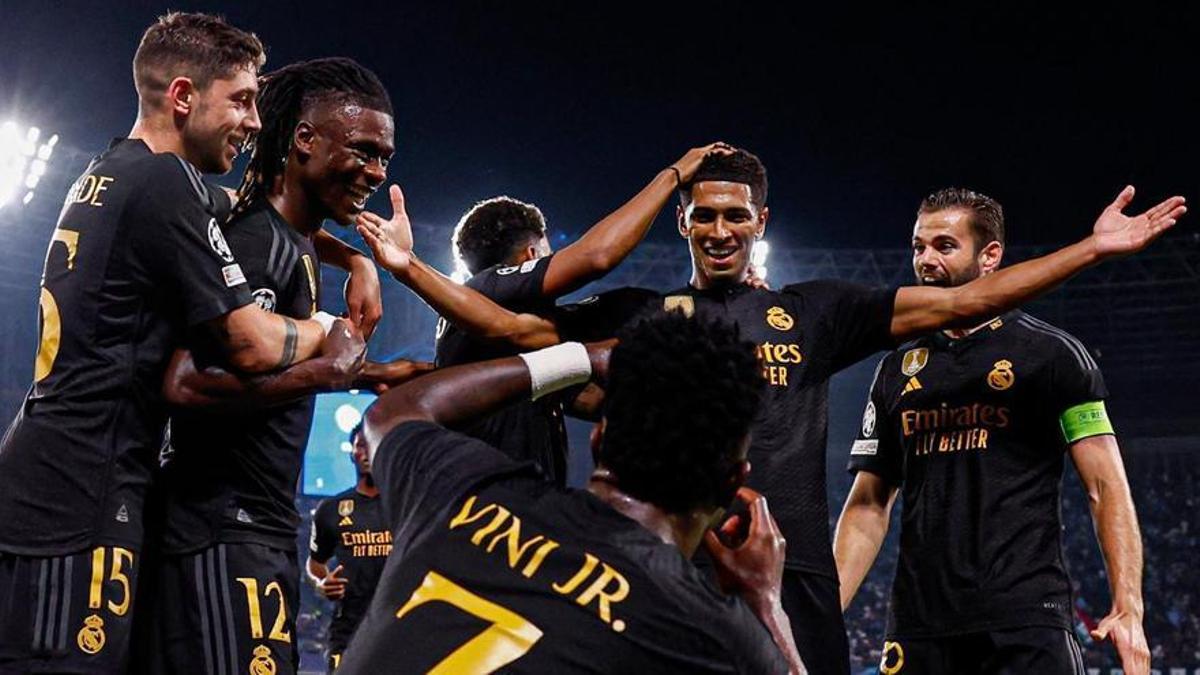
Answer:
[{"left": 337, "top": 310, "right": 805, "bottom": 673}]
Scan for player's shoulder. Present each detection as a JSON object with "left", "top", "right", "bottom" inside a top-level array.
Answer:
[
  {"left": 1009, "top": 311, "right": 1098, "bottom": 369},
  {"left": 467, "top": 258, "right": 544, "bottom": 289}
]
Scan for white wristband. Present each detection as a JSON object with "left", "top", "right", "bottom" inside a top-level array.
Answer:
[
  {"left": 312, "top": 311, "right": 338, "bottom": 336},
  {"left": 518, "top": 342, "right": 592, "bottom": 401}
]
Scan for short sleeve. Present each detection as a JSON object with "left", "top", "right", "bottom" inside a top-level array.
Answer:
[
  {"left": 373, "top": 421, "right": 521, "bottom": 531},
  {"left": 1043, "top": 334, "right": 1111, "bottom": 444},
  {"left": 783, "top": 280, "right": 897, "bottom": 372},
  {"left": 470, "top": 254, "right": 554, "bottom": 307},
  {"left": 553, "top": 287, "right": 661, "bottom": 342},
  {"left": 132, "top": 157, "right": 252, "bottom": 326},
  {"left": 847, "top": 355, "right": 903, "bottom": 485},
  {"left": 309, "top": 501, "right": 338, "bottom": 563},
  {"left": 223, "top": 218, "right": 288, "bottom": 298},
  {"left": 202, "top": 179, "right": 234, "bottom": 222}
]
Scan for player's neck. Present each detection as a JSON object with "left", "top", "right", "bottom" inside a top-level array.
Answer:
[
  {"left": 355, "top": 477, "right": 378, "bottom": 498},
  {"left": 128, "top": 116, "right": 190, "bottom": 165},
  {"left": 268, "top": 176, "right": 324, "bottom": 235},
  {"left": 587, "top": 470, "right": 711, "bottom": 557}
]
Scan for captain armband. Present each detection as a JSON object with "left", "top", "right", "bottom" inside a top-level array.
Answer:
[{"left": 1059, "top": 401, "right": 1114, "bottom": 444}]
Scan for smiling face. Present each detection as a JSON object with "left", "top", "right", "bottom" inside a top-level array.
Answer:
[
  {"left": 294, "top": 102, "right": 395, "bottom": 226},
  {"left": 181, "top": 67, "right": 261, "bottom": 173},
  {"left": 678, "top": 181, "right": 768, "bottom": 288},
  {"left": 911, "top": 208, "right": 1002, "bottom": 287}
]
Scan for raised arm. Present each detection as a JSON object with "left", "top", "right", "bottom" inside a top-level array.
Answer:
[
  {"left": 362, "top": 341, "right": 608, "bottom": 451},
  {"left": 1070, "top": 434, "right": 1149, "bottom": 675},
  {"left": 314, "top": 228, "right": 383, "bottom": 340},
  {"left": 833, "top": 471, "right": 898, "bottom": 610},
  {"left": 540, "top": 143, "right": 732, "bottom": 297},
  {"left": 357, "top": 185, "right": 562, "bottom": 350},
  {"left": 890, "top": 187, "right": 1186, "bottom": 340},
  {"left": 705, "top": 488, "right": 808, "bottom": 675}
]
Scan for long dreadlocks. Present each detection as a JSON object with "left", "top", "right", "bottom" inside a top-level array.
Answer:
[{"left": 235, "top": 57, "right": 392, "bottom": 214}]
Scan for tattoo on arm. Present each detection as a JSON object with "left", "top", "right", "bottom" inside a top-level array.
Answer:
[{"left": 278, "top": 317, "right": 298, "bottom": 368}]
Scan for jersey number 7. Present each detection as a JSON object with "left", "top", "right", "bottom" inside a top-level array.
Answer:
[{"left": 395, "top": 571, "right": 543, "bottom": 674}]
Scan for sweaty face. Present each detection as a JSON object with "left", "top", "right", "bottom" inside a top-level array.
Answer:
[
  {"left": 679, "top": 181, "right": 766, "bottom": 288},
  {"left": 182, "top": 68, "right": 261, "bottom": 174},
  {"left": 911, "top": 209, "right": 985, "bottom": 287},
  {"left": 302, "top": 104, "right": 395, "bottom": 226}
]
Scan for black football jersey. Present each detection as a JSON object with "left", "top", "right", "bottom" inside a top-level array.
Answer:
[
  {"left": 555, "top": 281, "right": 897, "bottom": 575},
  {"left": 160, "top": 202, "right": 320, "bottom": 553},
  {"left": 0, "top": 139, "right": 251, "bottom": 555},
  {"left": 310, "top": 488, "right": 391, "bottom": 652},
  {"left": 848, "top": 311, "right": 1111, "bottom": 637},
  {"left": 434, "top": 255, "right": 568, "bottom": 485},
  {"left": 338, "top": 422, "right": 787, "bottom": 674}
]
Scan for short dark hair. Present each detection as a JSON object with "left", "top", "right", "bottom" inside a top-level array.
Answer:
[
  {"left": 349, "top": 421, "right": 364, "bottom": 445},
  {"left": 235, "top": 57, "right": 392, "bottom": 211},
  {"left": 452, "top": 197, "right": 547, "bottom": 274},
  {"left": 133, "top": 12, "right": 265, "bottom": 100},
  {"left": 599, "top": 311, "right": 765, "bottom": 513},
  {"left": 918, "top": 187, "right": 1006, "bottom": 249},
  {"left": 679, "top": 148, "right": 769, "bottom": 209}
]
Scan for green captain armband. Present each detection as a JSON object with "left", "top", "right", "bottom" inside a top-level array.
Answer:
[{"left": 1059, "top": 401, "right": 1114, "bottom": 444}]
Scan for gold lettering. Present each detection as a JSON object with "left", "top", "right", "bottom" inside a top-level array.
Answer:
[
  {"left": 485, "top": 517, "right": 550, "bottom": 570},
  {"left": 572, "top": 563, "right": 630, "bottom": 625},
  {"left": 552, "top": 553, "right": 599, "bottom": 595},
  {"left": 520, "top": 540, "right": 559, "bottom": 578}
]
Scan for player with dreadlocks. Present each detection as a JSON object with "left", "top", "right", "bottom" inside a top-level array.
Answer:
[{"left": 142, "top": 57, "right": 431, "bottom": 675}]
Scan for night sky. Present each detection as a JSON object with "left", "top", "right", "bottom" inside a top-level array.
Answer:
[{"left": 2, "top": 2, "right": 1197, "bottom": 251}]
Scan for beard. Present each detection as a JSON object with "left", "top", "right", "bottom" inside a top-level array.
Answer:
[{"left": 919, "top": 259, "right": 981, "bottom": 288}]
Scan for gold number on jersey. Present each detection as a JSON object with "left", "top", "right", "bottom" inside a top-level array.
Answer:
[
  {"left": 395, "top": 571, "right": 543, "bottom": 674},
  {"left": 35, "top": 228, "right": 80, "bottom": 382},
  {"left": 87, "top": 547, "right": 134, "bottom": 616},
  {"left": 237, "top": 578, "right": 293, "bottom": 643}
]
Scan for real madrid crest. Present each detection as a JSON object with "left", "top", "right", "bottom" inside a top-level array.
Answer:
[
  {"left": 987, "top": 359, "right": 1015, "bottom": 391},
  {"left": 663, "top": 295, "right": 695, "bottom": 318},
  {"left": 77, "top": 614, "right": 106, "bottom": 655},
  {"left": 338, "top": 499, "right": 355, "bottom": 526},
  {"left": 766, "top": 306, "right": 794, "bottom": 331},
  {"left": 249, "top": 645, "right": 277, "bottom": 675},
  {"left": 901, "top": 348, "right": 928, "bottom": 377}
]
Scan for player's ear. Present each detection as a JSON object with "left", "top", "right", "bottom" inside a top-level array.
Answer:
[
  {"left": 756, "top": 206, "right": 769, "bottom": 239},
  {"left": 676, "top": 204, "right": 689, "bottom": 238},
  {"left": 293, "top": 120, "right": 317, "bottom": 160},
  {"left": 978, "top": 240, "right": 1003, "bottom": 275},
  {"left": 166, "top": 77, "right": 197, "bottom": 117}
]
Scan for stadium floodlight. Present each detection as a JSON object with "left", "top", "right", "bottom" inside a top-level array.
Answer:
[
  {"left": 751, "top": 239, "right": 770, "bottom": 282},
  {"left": 0, "top": 120, "right": 59, "bottom": 209}
]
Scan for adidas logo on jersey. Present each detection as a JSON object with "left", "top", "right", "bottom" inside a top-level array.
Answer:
[{"left": 901, "top": 377, "right": 922, "bottom": 396}]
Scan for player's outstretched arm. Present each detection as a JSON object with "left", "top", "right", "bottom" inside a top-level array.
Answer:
[
  {"left": 540, "top": 143, "right": 733, "bottom": 297},
  {"left": 306, "top": 558, "right": 348, "bottom": 601},
  {"left": 704, "top": 488, "right": 807, "bottom": 675},
  {"left": 832, "top": 471, "right": 898, "bottom": 611},
  {"left": 890, "top": 187, "right": 1186, "bottom": 340},
  {"left": 1070, "top": 434, "right": 1150, "bottom": 675},
  {"left": 357, "top": 185, "right": 561, "bottom": 349},
  {"left": 164, "top": 320, "right": 432, "bottom": 411},
  {"left": 362, "top": 341, "right": 609, "bottom": 454},
  {"left": 314, "top": 229, "right": 383, "bottom": 340}
]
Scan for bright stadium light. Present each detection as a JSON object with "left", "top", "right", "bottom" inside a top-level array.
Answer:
[
  {"left": 751, "top": 239, "right": 770, "bottom": 282},
  {"left": 450, "top": 256, "right": 471, "bottom": 284},
  {"left": 0, "top": 120, "right": 59, "bottom": 209}
]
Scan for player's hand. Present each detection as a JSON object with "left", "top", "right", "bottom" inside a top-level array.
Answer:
[
  {"left": 321, "top": 319, "right": 367, "bottom": 388},
  {"left": 361, "top": 358, "right": 436, "bottom": 393},
  {"left": 584, "top": 339, "right": 617, "bottom": 384},
  {"left": 704, "top": 487, "right": 787, "bottom": 607},
  {"left": 1091, "top": 608, "right": 1150, "bottom": 675},
  {"left": 344, "top": 256, "right": 383, "bottom": 341},
  {"left": 745, "top": 263, "right": 770, "bottom": 290},
  {"left": 317, "top": 564, "right": 349, "bottom": 601},
  {"left": 1090, "top": 186, "right": 1186, "bottom": 259},
  {"left": 671, "top": 142, "right": 736, "bottom": 184},
  {"left": 356, "top": 184, "right": 414, "bottom": 278}
]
